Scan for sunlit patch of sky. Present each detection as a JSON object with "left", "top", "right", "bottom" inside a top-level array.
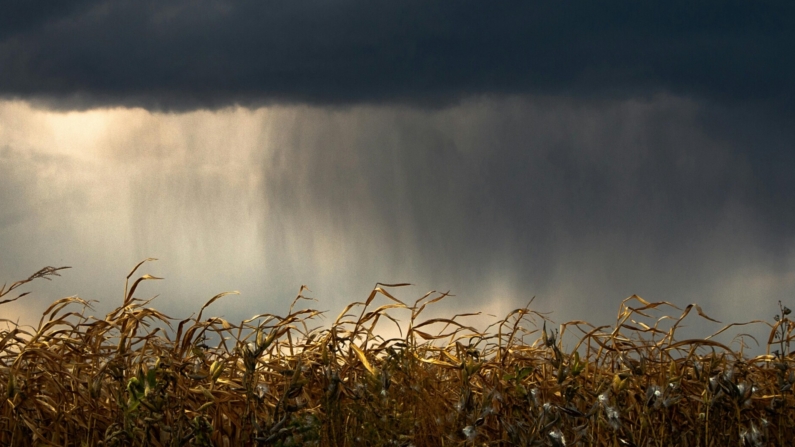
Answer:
[{"left": 2, "top": 97, "right": 794, "bottom": 356}]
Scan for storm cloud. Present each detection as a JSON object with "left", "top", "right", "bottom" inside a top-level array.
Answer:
[{"left": 1, "top": 1, "right": 793, "bottom": 112}]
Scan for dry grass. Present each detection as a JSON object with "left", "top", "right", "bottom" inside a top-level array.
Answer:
[{"left": 1, "top": 260, "right": 794, "bottom": 446}]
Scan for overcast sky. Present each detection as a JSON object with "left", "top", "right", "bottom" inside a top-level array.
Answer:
[{"left": 1, "top": 1, "right": 794, "bottom": 351}]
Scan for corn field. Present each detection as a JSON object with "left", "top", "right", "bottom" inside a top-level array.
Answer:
[{"left": 1, "top": 260, "right": 793, "bottom": 446}]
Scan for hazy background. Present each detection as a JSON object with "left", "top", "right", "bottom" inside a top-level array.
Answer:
[{"left": 1, "top": 1, "right": 794, "bottom": 352}]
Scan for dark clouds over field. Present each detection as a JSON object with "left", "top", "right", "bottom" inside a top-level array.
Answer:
[
  {"left": 1, "top": 1, "right": 793, "bottom": 111},
  {"left": 1, "top": 2, "right": 794, "bottom": 350}
]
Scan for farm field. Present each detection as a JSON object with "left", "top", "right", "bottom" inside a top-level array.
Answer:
[
  {"left": 1, "top": 261, "right": 793, "bottom": 446},
  {"left": 4, "top": 2, "right": 794, "bottom": 447}
]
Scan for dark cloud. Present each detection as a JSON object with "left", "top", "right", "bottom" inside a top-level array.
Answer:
[
  {"left": 0, "top": 1, "right": 95, "bottom": 40},
  {"left": 0, "top": 1, "right": 792, "bottom": 111}
]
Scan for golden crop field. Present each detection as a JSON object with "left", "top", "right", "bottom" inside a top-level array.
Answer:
[{"left": 1, "top": 261, "right": 793, "bottom": 446}]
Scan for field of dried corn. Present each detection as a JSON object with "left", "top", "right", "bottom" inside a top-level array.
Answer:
[{"left": 1, "top": 260, "right": 794, "bottom": 446}]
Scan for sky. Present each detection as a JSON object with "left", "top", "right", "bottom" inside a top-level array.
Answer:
[{"left": 1, "top": 1, "right": 794, "bottom": 352}]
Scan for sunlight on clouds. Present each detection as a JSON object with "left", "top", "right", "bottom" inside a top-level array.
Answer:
[
  {"left": 0, "top": 101, "right": 277, "bottom": 323},
  {"left": 1, "top": 97, "right": 793, "bottom": 355},
  {"left": 0, "top": 101, "right": 116, "bottom": 160}
]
